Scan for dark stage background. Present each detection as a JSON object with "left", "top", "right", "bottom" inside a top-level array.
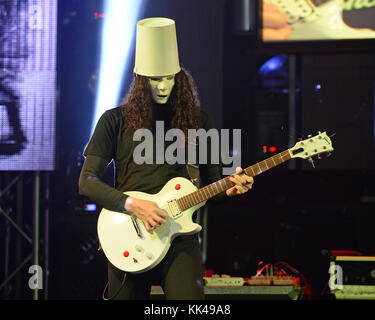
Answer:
[{"left": 1, "top": 0, "right": 375, "bottom": 300}]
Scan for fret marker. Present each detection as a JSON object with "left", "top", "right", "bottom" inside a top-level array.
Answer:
[{"left": 175, "top": 184, "right": 181, "bottom": 190}]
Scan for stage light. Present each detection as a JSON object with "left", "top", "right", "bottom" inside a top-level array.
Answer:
[
  {"left": 261, "top": 145, "right": 277, "bottom": 153},
  {"left": 269, "top": 146, "right": 277, "bottom": 153},
  {"left": 91, "top": 0, "right": 145, "bottom": 135},
  {"left": 94, "top": 12, "right": 106, "bottom": 19},
  {"left": 85, "top": 204, "right": 97, "bottom": 212},
  {"left": 315, "top": 83, "right": 321, "bottom": 91},
  {"left": 259, "top": 54, "right": 287, "bottom": 75}
]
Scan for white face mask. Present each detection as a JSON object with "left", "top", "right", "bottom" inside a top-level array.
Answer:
[{"left": 149, "top": 75, "right": 175, "bottom": 104}]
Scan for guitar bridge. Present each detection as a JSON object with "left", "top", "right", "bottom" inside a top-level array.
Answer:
[{"left": 166, "top": 199, "right": 182, "bottom": 219}]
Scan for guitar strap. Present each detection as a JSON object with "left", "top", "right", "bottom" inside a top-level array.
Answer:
[
  {"left": 186, "top": 138, "right": 199, "bottom": 187},
  {"left": 186, "top": 163, "right": 199, "bottom": 187}
]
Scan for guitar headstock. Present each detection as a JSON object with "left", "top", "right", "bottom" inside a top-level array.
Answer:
[{"left": 289, "top": 132, "right": 334, "bottom": 160}]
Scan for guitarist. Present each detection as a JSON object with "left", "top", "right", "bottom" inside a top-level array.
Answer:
[{"left": 79, "top": 17, "right": 254, "bottom": 300}]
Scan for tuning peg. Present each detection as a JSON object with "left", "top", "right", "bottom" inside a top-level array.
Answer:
[
  {"left": 308, "top": 157, "right": 315, "bottom": 168},
  {"left": 329, "top": 133, "right": 336, "bottom": 138}
]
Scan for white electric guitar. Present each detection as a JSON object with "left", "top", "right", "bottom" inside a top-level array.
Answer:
[{"left": 97, "top": 131, "right": 334, "bottom": 273}]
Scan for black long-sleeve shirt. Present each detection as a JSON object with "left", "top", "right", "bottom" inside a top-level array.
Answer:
[{"left": 79, "top": 105, "right": 226, "bottom": 211}]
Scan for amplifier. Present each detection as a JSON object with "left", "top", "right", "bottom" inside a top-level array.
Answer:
[
  {"left": 203, "top": 277, "right": 245, "bottom": 286},
  {"left": 150, "top": 285, "right": 303, "bottom": 300},
  {"left": 329, "top": 256, "right": 375, "bottom": 300}
]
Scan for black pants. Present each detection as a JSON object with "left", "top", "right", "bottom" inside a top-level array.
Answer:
[{"left": 107, "top": 235, "right": 205, "bottom": 300}]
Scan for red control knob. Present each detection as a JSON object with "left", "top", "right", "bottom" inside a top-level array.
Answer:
[
  {"left": 123, "top": 251, "right": 129, "bottom": 257},
  {"left": 175, "top": 184, "right": 181, "bottom": 190}
]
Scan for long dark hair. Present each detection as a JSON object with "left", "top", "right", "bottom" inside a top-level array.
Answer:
[{"left": 121, "top": 67, "right": 200, "bottom": 136}]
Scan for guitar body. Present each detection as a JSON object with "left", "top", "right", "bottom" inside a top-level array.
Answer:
[{"left": 97, "top": 177, "right": 206, "bottom": 273}]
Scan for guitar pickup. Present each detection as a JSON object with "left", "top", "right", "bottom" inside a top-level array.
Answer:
[{"left": 166, "top": 199, "right": 182, "bottom": 219}]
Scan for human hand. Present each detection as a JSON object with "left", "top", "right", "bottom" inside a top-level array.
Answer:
[
  {"left": 226, "top": 167, "right": 254, "bottom": 197},
  {"left": 125, "top": 197, "right": 168, "bottom": 231},
  {"left": 262, "top": 2, "right": 293, "bottom": 40}
]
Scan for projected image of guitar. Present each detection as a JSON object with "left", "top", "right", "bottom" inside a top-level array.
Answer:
[
  {"left": 97, "top": 131, "right": 334, "bottom": 273},
  {"left": 263, "top": 0, "right": 375, "bottom": 40}
]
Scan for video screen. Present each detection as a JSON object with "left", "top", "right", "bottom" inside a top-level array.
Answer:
[
  {"left": 0, "top": 0, "right": 57, "bottom": 171},
  {"left": 262, "top": 0, "right": 375, "bottom": 41}
]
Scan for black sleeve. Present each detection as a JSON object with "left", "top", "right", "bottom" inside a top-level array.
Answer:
[
  {"left": 79, "top": 155, "right": 128, "bottom": 212},
  {"left": 199, "top": 112, "right": 227, "bottom": 203},
  {"left": 78, "top": 110, "right": 128, "bottom": 212}
]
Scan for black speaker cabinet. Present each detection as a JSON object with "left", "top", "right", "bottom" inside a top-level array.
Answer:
[{"left": 50, "top": 214, "right": 107, "bottom": 299}]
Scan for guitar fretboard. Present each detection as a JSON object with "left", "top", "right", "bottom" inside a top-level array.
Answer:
[{"left": 176, "top": 149, "right": 292, "bottom": 211}]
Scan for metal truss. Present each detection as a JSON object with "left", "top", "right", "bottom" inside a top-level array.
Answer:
[{"left": 0, "top": 171, "right": 49, "bottom": 300}]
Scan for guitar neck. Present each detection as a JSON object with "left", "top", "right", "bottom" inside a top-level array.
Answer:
[{"left": 177, "top": 149, "right": 292, "bottom": 211}]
